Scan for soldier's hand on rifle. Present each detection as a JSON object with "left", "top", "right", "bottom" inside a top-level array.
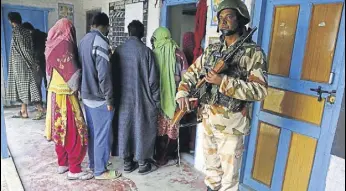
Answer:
[
  {"left": 177, "top": 97, "right": 190, "bottom": 111},
  {"left": 206, "top": 70, "right": 223, "bottom": 85}
]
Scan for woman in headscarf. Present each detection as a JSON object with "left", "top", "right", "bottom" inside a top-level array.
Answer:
[
  {"left": 45, "top": 18, "right": 93, "bottom": 180},
  {"left": 182, "top": 32, "right": 195, "bottom": 66},
  {"left": 151, "top": 27, "right": 189, "bottom": 166}
]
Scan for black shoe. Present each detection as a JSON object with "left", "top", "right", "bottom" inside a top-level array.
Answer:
[
  {"left": 138, "top": 161, "right": 158, "bottom": 175},
  {"left": 124, "top": 161, "right": 139, "bottom": 173},
  {"left": 207, "top": 187, "right": 215, "bottom": 191}
]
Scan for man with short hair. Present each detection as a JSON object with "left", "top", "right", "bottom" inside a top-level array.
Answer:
[
  {"left": 6, "top": 12, "right": 45, "bottom": 120},
  {"left": 111, "top": 20, "right": 160, "bottom": 175},
  {"left": 176, "top": 0, "right": 268, "bottom": 190},
  {"left": 79, "top": 12, "right": 121, "bottom": 180}
]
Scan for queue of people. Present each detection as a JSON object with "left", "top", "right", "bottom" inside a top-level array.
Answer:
[{"left": 6, "top": 0, "right": 268, "bottom": 189}]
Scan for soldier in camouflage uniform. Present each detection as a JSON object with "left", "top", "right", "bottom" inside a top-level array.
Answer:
[{"left": 175, "top": 0, "right": 268, "bottom": 190}]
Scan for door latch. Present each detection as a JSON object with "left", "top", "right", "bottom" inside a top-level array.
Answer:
[
  {"left": 310, "top": 86, "right": 336, "bottom": 102},
  {"left": 327, "top": 95, "right": 336, "bottom": 104}
]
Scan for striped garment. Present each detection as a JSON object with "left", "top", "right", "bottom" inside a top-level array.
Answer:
[{"left": 5, "top": 25, "right": 42, "bottom": 104}]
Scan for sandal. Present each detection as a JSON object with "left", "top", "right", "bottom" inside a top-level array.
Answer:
[
  {"left": 12, "top": 111, "right": 29, "bottom": 119},
  {"left": 67, "top": 171, "right": 94, "bottom": 180},
  {"left": 95, "top": 170, "right": 122, "bottom": 180},
  {"left": 33, "top": 111, "right": 46, "bottom": 120}
]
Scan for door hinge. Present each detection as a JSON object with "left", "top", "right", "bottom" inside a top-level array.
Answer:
[{"left": 329, "top": 72, "right": 335, "bottom": 84}]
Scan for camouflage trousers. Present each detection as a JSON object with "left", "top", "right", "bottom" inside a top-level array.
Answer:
[{"left": 202, "top": 104, "right": 248, "bottom": 191}]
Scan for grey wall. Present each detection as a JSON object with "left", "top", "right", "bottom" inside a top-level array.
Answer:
[
  {"left": 168, "top": 4, "right": 196, "bottom": 47},
  {"left": 331, "top": 90, "right": 345, "bottom": 159},
  {"left": 168, "top": 5, "right": 183, "bottom": 46}
]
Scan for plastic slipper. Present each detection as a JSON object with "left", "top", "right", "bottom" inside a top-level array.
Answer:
[
  {"left": 95, "top": 170, "right": 122, "bottom": 180},
  {"left": 33, "top": 111, "right": 45, "bottom": 120}
]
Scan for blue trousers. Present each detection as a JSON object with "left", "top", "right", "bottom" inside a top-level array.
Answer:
[{"left": 84, "top": 104, "right": 114, "bottom": 176}]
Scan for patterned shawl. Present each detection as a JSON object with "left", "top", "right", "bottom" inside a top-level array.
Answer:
[{"left": 45, "top": 18, "right": 80, "bottom": 92}]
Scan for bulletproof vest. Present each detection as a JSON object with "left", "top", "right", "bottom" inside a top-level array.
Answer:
[{"left": 199, "top": 40, "right": 255, "bottom": 112}]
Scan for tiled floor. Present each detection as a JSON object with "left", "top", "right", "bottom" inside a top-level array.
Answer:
[{"left": 3, "top": 106, "right": 205, "bottom": 191}]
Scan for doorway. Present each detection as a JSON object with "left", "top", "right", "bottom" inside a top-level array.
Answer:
[
  {"left": 1, "top": 4, "right": 50, "bottom": 104},
  {"left": 160, "top": 0, "right": 198, "bottom": 164},
  {"left": 167, "top": 4, "right": 196, "bottom": 47},
  {"left": 168, "top": 3, "right": 197, "bottom": 158}
]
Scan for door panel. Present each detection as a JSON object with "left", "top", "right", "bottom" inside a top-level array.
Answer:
[
  {"left": 252, "top": 122, "right": 280, "bottom": 187},
  {"left": 301, "top": 3, "right": 343, "bottom": 83},
  {"left": 268, "top": 5, "right": 299, "bottom": 77},
  {"left": 263, "top": 87, "right": 325, "bottom": 125},
  {"left": 282, "top": 133, "right": 317, "bottom": 191},
  {"left": 242, "top": 0, "right": 345, "bottom": 191}
]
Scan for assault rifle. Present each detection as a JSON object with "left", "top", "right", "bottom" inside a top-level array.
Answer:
[{"left": 171, "top": 27, "right": 258, "bottom": 127}]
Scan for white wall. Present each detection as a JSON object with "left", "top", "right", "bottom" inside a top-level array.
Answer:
[
  {"left": 146, "top": 0, "right": 161, "bottom": 46},
  {"left": 1, "top": 0, "right": 161, "bottom": 44},
  {"left": 194, "top": 123, "right": 206, "bottom": 173},
  {"left": 326, "top": 155, "right": 345, "bottom": 191},
  {"left": 82, "top": 0, "right": 111, "bottom": 13},
  {"left": 2, "top": 0, "right": 85, "bottom": 42},
  {"left": 82, "top": 0, "right": 161, "bottom": 46}
]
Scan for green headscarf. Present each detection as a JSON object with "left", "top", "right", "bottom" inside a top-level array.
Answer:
[{"left": 152, "top": 27, "right": 178, "bottom": 119}]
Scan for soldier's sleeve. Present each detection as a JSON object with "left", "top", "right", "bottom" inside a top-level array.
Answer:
[
  {"left": 219, "top": 46, "right": 268, "bottom": 101},
  {"left": 175, "top": 48, "right": 210, "bottom": 100}
]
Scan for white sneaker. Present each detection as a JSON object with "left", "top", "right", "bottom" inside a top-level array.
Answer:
[
  {"left": 57, "top": 166, "right": 69, "bottom": 174},
  {"left": 87, "top": 167, "right": 94, "bottom": 172}
]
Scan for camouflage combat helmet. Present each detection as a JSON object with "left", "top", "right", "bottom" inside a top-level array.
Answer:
[{"left": 217, "top": 0, "right": 250, "bottom": 25}]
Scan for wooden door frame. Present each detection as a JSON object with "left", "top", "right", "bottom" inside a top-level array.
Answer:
[
  {"left": 160, "top": 0, "right": 198, "bottom": 27},
  {"left": 1, "top": 102, "right": 9, "bottom": 159},
  {"left": 240, "top": 0, "right": 345, "bottom": 190}
]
